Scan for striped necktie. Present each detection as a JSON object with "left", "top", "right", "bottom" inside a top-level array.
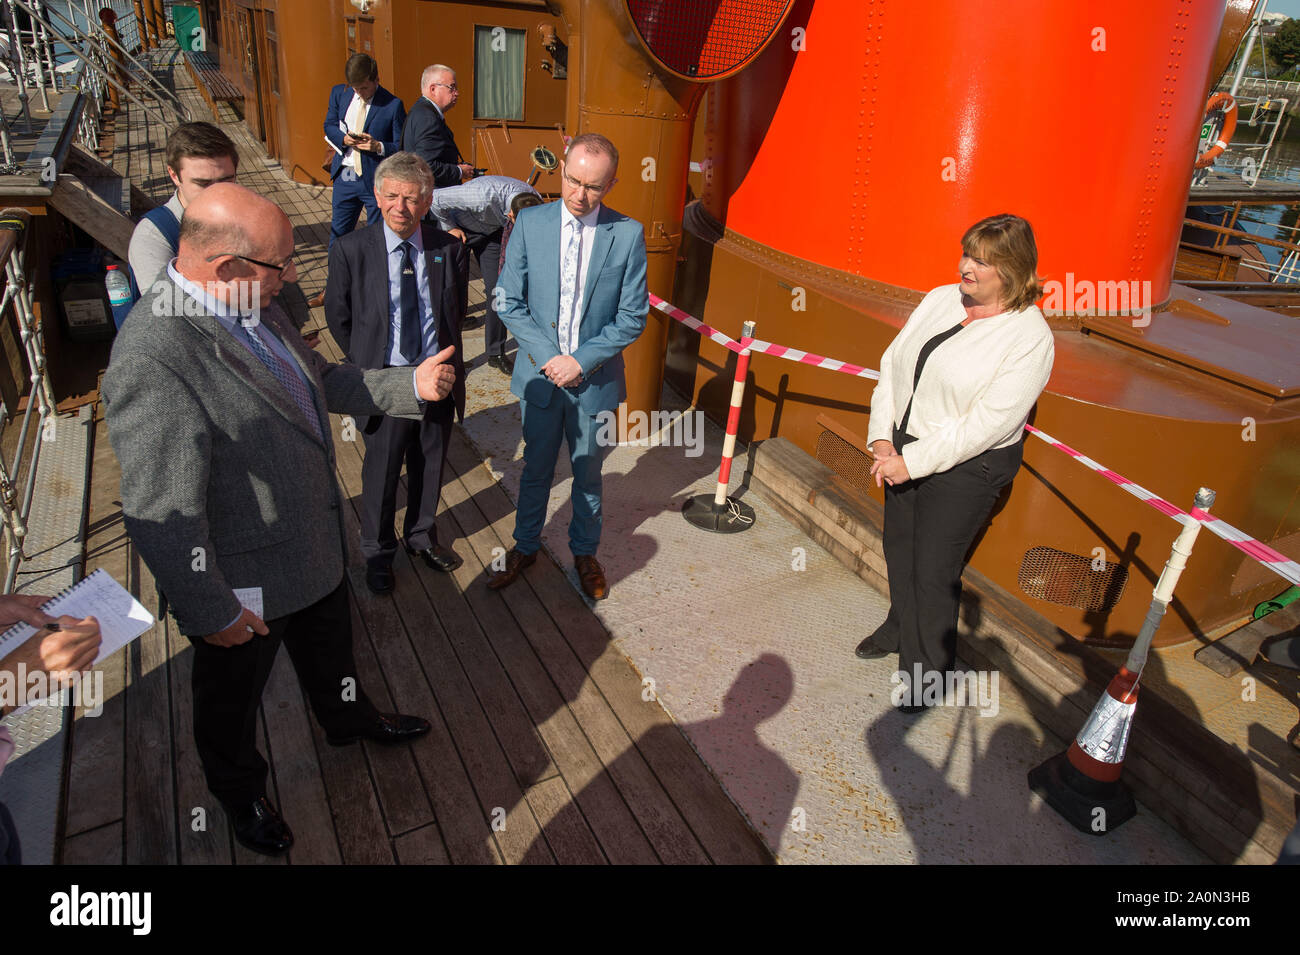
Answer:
[{"left": 243, "top": 318, "right": 325, "bottom": 442}]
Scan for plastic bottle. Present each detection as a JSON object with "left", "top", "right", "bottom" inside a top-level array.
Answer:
[{"left": 105, "top": 263, "right": 133, "bottom": 329}]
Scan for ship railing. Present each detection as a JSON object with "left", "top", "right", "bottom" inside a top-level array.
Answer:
[
  {"left": 35, "top": 0, "right": 187, "bottom": 121},
  {"left": 1, "top": 0, "right": 60, "bottom": 117},
  {"left": 1181, "top": 215, "right": 1300, "bottom": 285},
  {"left": 1224, "top": 76, "right": 1300, "bottom": 97},
  {"left": 1208, "top": 94, "right": 1290, "bottom": 189},
  {"left": 0, "top": 209, "right": 56, "bottom": 593},
  {"left": 3, "top": 0, "right": 188, "bottom": 137}
]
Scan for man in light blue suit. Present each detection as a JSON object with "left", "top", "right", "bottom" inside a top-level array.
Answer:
[{"left": 488, "top": 133, "right": 648, "bottom": 600}]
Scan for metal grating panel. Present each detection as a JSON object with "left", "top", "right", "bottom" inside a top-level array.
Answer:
[
  {"left": 816, "top": 428, "right": 874, "bottom": 497},
  {"left": 1018, "top": 545, "right": 1128, "bottom": 613},
  {"left": 0, "top": 405, "right": 93, "bottom": 864},
  {"left": 626, "top": 0, "right": 792, "bottom": 79}
]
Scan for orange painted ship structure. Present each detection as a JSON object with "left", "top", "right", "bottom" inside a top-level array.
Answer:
[
  {"left": 655, "top": 0, "right": 1299, "bottom": 650},
  {"left": 223, "top": 0, "right": 1295, "bottom": 650}
]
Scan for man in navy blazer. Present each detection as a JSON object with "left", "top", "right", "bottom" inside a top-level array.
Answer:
[
  {"left": 323, "top": 53, "right": 406, "bottom": 248},
  {"left": 401, "top": 64, "right": 473, "bottom": 189},
  {"left": 326, "top": 153, "right": 468, "bottom": 595},
  {"left": 487, "top": 133, "right": 648, "bottom": 600}
]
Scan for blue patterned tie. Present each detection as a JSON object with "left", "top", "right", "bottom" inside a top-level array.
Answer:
[
  {"left": 399, "top": 241, "right": 422, "bottom": 363},
  {"left": 243, "top": 318, "right": 325, "bottom": 442}
]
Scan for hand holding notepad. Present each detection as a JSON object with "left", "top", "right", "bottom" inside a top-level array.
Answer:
[
  {"left": 0, "top": 570, "right": 155, "bottom": 716},
  {"left": 0, "top": 569, "right": 154, "bottom": 667}
]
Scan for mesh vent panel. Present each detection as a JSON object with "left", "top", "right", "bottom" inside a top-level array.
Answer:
[
  {"left": 627, "top": 0, "right": 791, "bottom": 78},
  {"left": 1018, "top": 545, "right": 1128, "bottom": 612}
]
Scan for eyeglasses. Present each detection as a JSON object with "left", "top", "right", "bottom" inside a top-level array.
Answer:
[
  {"left": 206, "top": 252, "right": 295, "bottom": 278},
  {"left": 562, "top": 171, "right": 610, "bottom": 196},
  {"left": 433, "top": 82, "right": 458, "bottom": 91}
]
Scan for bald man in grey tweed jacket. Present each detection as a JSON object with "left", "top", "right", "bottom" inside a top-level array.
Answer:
[{"left": 102, "top": 183, "right": 456, "bottom": 856}]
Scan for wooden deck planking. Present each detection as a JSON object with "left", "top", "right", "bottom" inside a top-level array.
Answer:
[
  {"left": 259, "top": 650, "right": 343, "bottom": 865},
  {"left": 432, "top": 458, "right": 662, "bottom": 864},
  {"left": 64, "top": 408, "right": 128, "bottom": 849},
  {"left": 443, "top": 439, "right": 773, "bottom": 865},
  {"left": 393, "top": 822, "right": 452, "bottom": 865},
  {"left": 330, "top": 441, "right": 553, "bottom": 865},
  {"left": 62, "top": 821, "right": 123, "bottom": 865},
  {"left": 168, "top": 631, "right": 234, "bottom": 865},
  {"left": 437, "top": 438, "right": 710, "bottom": 864},
  {"left": 121, "top": 539, "right": 177, "bottom": 865},
  {"left": 524, "top": 776, "right": 608, "bottom": 865},
  {"left": 336, "top": 597, "right": 435, "bottom": 844}
]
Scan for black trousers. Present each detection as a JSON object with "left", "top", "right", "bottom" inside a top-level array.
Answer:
[
  {"left": 872, "top": 428, "right": 1023, "bottom": 677},
  {"left": 465, "top": 228, "right": 507, "bottom": 357},
  {"left": 360, "top": 397, "right": 454, "bottom": 565},
  {"left": 190, "top": 580, "right": 378, "bottom": 806}
]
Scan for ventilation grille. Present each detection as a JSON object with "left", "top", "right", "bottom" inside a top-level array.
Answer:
[
  {"left": 1018, "top": 546, "right": 1128, "bottom": 612},
  {"left": 626, "top": 0, "right": 791, "bottom": 79},
  {"left": 816, "top": 428, "right": 874, "bottom": 497}
]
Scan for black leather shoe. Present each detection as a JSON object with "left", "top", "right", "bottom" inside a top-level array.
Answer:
[
  {"left": 855, "top": 636, "right": 893, "bottom": 660},
  {"left": 407, "top": 543, "right": 463, "bottom": 573},
  {"left": 326, "top": 712, "right": 432, "bottom": 746},
  {"left": 486, "top": 354, "right": 515, "bottom": 375},
  {"left": 228, "top": 796, "right": 294, "bottom": 856},
  {"left": 365, "top": 562, "right": 394, "bottom": 594}
]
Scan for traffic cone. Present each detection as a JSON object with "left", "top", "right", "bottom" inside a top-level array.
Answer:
[
  {"left": 1028, "top": 666, "right": 1139, "bottom": 835},
  {"left": 1029, "top": 487, "right": 1218, "bottom": 836}
]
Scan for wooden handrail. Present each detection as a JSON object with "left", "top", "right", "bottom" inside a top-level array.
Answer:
[
  {"left": 0, "top": 209, "right": 31, "bottom": 272},
  {"left": 1182, "top": 217, "right": 1300, "bottom": 254}
]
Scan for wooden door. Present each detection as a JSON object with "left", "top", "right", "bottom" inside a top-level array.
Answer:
[
  {"left": 356, "top": 18, "right": 374, "bottom": 56},
  {"left": 236, "top": 7, "right": 265, "bottom": 141},
  {"left": 345, "top": 17, "right": 374, "bottom": 57},
  {"left": 255, "top": 7, "right": 280, "bottom": 157}
]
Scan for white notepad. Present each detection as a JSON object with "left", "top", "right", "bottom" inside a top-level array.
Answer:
[{"left": 0, "top": 568, "right": 155, "bottom": 666}]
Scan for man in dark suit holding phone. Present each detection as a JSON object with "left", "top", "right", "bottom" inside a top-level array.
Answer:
[{"left": 326, "top": 153, "right": 469, "bottom": 595}]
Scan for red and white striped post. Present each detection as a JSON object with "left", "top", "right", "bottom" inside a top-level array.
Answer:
[{"left": 683, "top": 320, "right": 757, "bottom": 533}]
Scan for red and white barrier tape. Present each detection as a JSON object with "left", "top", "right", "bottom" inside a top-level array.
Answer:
[
  {"left": 1025, "top": 424, "right": 1300, "bottom": 589},
  {"left": 651, "top": 294, "right": 880, "bottom": 380},
  {"left": 653, "top": 293, "right": 1300, "bottom": 590}
]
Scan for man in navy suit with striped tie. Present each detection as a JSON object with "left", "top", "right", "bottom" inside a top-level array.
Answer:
[{"left": 326, "top": 153, "right": 468, "bottom": 595}]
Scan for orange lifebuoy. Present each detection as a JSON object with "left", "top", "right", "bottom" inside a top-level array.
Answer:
[{"left": 1194, "top": 93, "right": 1237, "bottom": 169}]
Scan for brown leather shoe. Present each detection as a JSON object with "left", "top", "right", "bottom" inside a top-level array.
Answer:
[
  {"left": 574, "top": 554, "right": 607, "bottom": 600},
  {"left": 487, "top": 548, "right": 536, "bottom": 590},
  {"left": 307, "top": 291, "right": 325, "bottom": 308}
]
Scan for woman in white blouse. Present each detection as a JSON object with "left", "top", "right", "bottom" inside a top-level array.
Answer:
[{"left": 857, "top": 214, "right": 1055, "bottom": 712}]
